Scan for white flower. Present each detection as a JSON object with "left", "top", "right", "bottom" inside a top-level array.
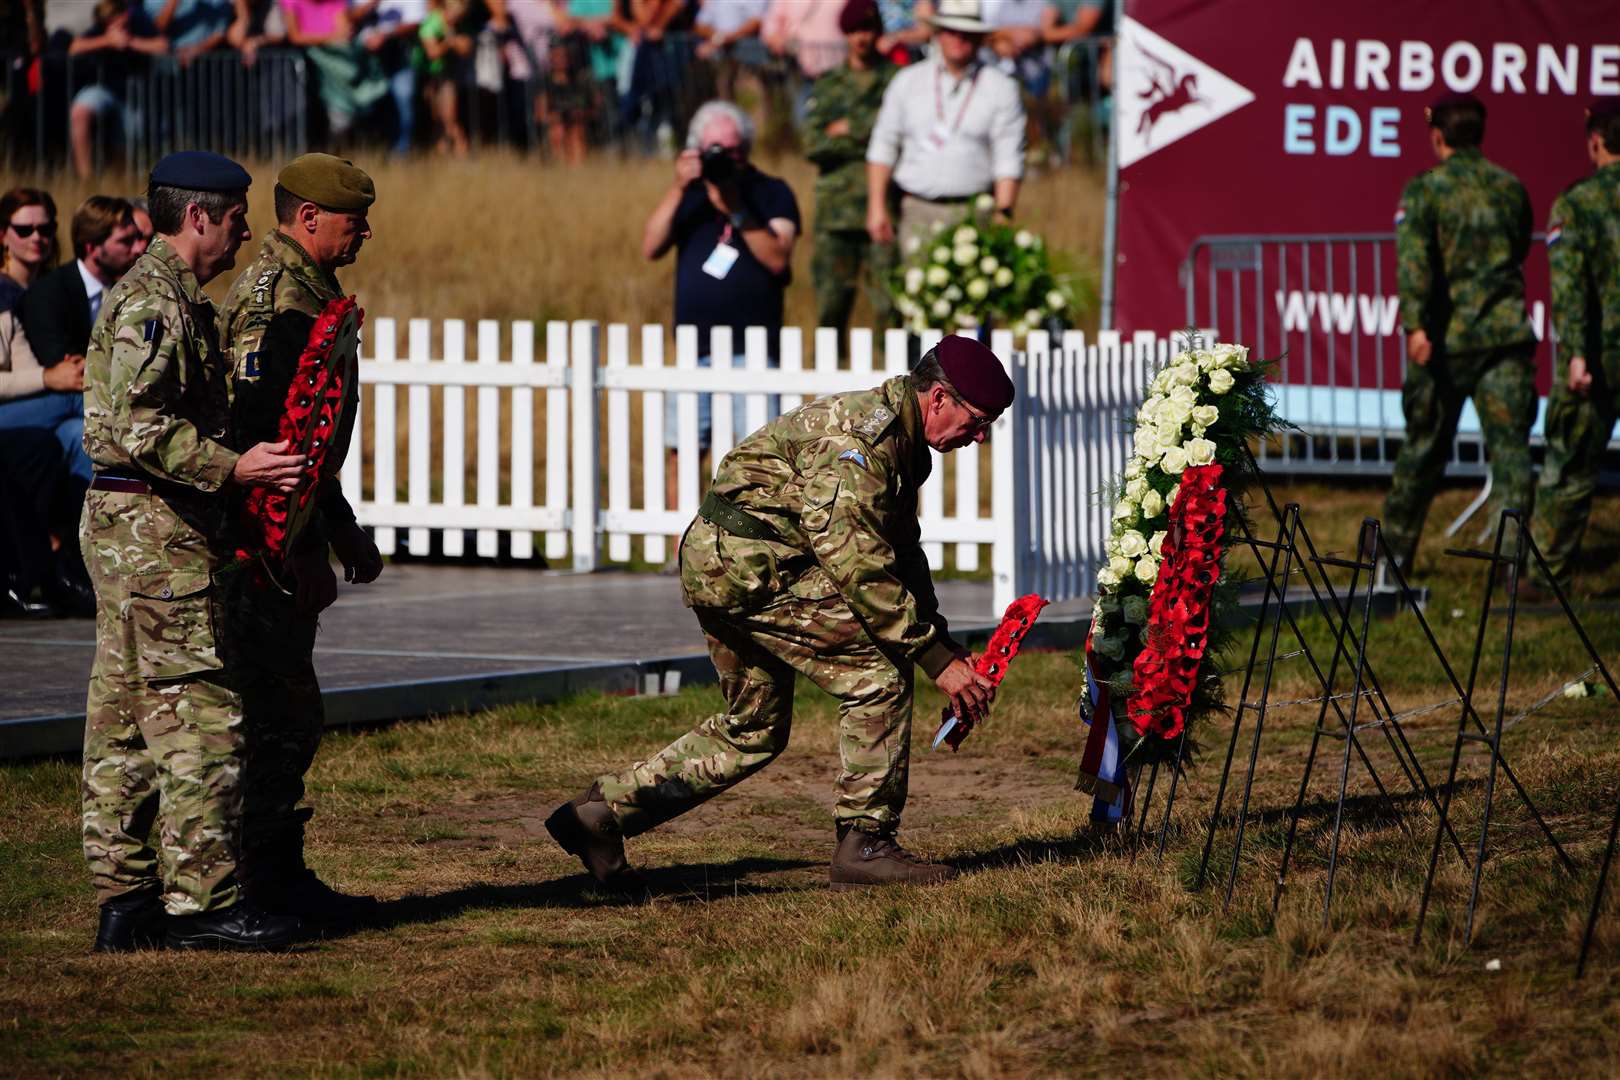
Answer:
[
  {"left": 1185, "top": 437, "right": 1217, "bottom": 467},
  {"left": 1149, "top": 530, "right": 1168, "bottom": 554},
  {"left": 925, "top": 265, "right": 949, "bottom": 288},
  {"left": 904, "top": 267, "right": 925, "bottom": 295},
  {"left": 1564, "top": 681, "right": 1593, "bottom": 700},
  {"left": 1046, "top": 289, "right": 1067, "bottom": 311},
  {"left": 1208, "top": 368, "right": 1236, "bottom": 394},
  {"left": 944, "top": 284, "right": 963, "bottom": 301},
  {"left": 931, "top": 221, "right": 947, "bottom": 234},
  {"left": 1169, "top": 362, "right": 1200, "bottom": 387},
  {"left": 954, "top": 311, "right": 979, "bottom": 329},
  {"left": 1010, "top": 320, "right": 1030, "bottom": 337},
  {"left": 1014, "top": 229, "right": 1034, "bottom": 249},
  {"left": 1124, "top": 458, "right": 1145, "bottom": 481},
  {"left": 1168, "top": 384, "right": 1198, "bottom": 408},
  {"left": 953, "top": 245, "right": 978, "bottom": 266},
  {"left": 1024, "top": 308, "right": 1043, "bottom": 326},
  {"left": 1109, "top": 555, "right": 1133, "bottom": 578},
  {"left": 1161, "top": 445, "right": 1189, "bottom": 474},
  {"left": 1133, "top": 429, "right": 1159, "bottom": 461},
  {"left": 974, "top": 193, "right": 995, "bottom": 212},
  {"left": 1122, "top": 595, "right": 1148, "bottom": 624},
  {"left": 1167, "top": 484, "right": 1180, "bottom": 507},
  {"left": 994, "top": 266, "right": 1014, "bottom": 288},
  {"left": 1139, "top": 489, "right": 1164, "bottom": 518},
  {"left": 1124, "top": 477, "right": 1148, "bottom": 501},
  {"left": 932, "top": 245, "right": 951, "bottom": 264},
  {"left": 904, "top": 236, "right": 922, "bottom": 255},
  {"left": 1191, "top": 404, "right": 1219, "bottom": 429},
  {"left": 1097, "top": 566, "right": 1120, "bottom": 589},
  {"left": 1211, "top": 342, "right": 1249, "bottom": 369},
  {"left": 1116, "top": 530, "right": 1148, "bottom": 558},
  {"left": 979, "top": 255, "right": 999, "bottom": 275},
  {"left": 1134, "top": 556, "right": 1159, "bottom": 584},
  {"left": 953, "top": 225, "right": 977, "bottom": 246},
  {"left": 930, "top": 298, "right": 952, "bottom": 319},
  {"left": 966, "top": 277, "right": 989, "bottom": 301},
  {"left": 1113, "top": 502, "right": 1137, "bottom": 527}
]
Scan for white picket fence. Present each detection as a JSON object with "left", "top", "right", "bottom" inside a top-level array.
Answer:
[{"left": 339, "top": 322, "right": 1184, "bottom": 615}]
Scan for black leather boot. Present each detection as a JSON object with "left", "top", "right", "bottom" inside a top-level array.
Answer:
[
  {"left": 93, "top": 888, "right": 166, "bottom": 953},
  {"left": 164, "top": 901, "right": 306, "bottom": 951},
  {"left": 240, "top": 836, "right": 379, "bottom": 929}
]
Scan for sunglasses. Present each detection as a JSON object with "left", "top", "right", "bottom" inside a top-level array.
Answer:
[{"left": 7, "top": 221, "right": 55, "bottom": 239}]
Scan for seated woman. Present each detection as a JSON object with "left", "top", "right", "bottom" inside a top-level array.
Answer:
[
  {"left": 0, "top": 188, "right": 59, "bottom": 313},
  {"left": 0, "top": 310, "right": 93, "bottom": 615}
]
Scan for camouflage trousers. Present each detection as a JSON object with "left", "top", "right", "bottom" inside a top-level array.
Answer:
[
  {"left": 811, "top": 226, "right": 895, "bottom": 332},
  {"left": 1534, "top": 352, "right": 1620, "bottom": 587},
  {"left": 80, "top": 489, "right": 244, "bottom": 914},
  {"left": 1382, "top": 345, "right": 1537, "bottom": 570},
  {"left": 232, "top": 576, "right": 325, "bottom": 859},
  {"left": 596, "top": 590, "right": 914, "bottom": 837}
]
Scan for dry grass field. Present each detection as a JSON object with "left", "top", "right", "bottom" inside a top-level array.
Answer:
[
  {"left": 37, "top": 152, "right": 1106, "bottom": 330},
  {"left": 4, "top": 482, "right": 1620, "bottom": 1077}
]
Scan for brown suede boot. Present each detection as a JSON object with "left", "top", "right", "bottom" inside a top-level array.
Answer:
[
  {"left": 829, "top": 826, "right": 958, "bottom": 889},
  {"left": 545, "top": 784, "right": 644, "bottom": 889}
]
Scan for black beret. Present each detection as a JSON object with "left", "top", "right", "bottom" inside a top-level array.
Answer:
[
  {"left": 1426, "top": 92, "right": 1484, "bottom": 118},
  {"left": 149, "top": 150, "right": 252, "bottom": 192},
  {"left": 936, "top": 335, "right": 1014, "bottom": 414}
]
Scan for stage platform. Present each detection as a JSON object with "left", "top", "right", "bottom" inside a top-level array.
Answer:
[{"left": 0, "top": 566, "right": 1091, "bottom": 759}]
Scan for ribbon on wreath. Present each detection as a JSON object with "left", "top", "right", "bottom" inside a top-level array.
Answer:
[{"left": 1077, "top": 635, "right": 1129, "bottom": 823}]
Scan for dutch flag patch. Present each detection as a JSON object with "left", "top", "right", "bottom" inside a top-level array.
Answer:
[
  {"left": 1393, "top": 205, "right": 1406, "bottom": 227},
  {"left": 1547, "top": 224, "right": 1563, "bottom": 247}
]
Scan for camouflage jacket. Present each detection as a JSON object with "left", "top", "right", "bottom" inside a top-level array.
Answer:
[
  {"left": 1547, "top": 160, "right": 1620, "bottom": 367},
  {"left": 218, "top": 230, "right": 359, "bottom": 534},
  {"left": 83, "top": 235, "right": 240, "bottom": 505},
  {"left": 1396, "top": 148, "right": 1535, "bottom": 355},
  {"left": 804, "top": 60, "right": 896, "bottom": 233},
  {"left": 680, "top": 374, "right": 959, "bottom": 678}
]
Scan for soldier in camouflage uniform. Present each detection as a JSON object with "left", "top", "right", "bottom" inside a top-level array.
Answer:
[
  {"left": 1383, "top": 94, "right": 1538, "bottom": 574},
  {"left": 219, "top": 154, "right": 384, "bottom": 926},
  {"left": 805, "top": 0, "right": 897, "bottom": 331},
  {"left": 79, "top": 151, "right": 308, "bottom": 953},
  {"left": 1532, "top": 100, "right": 1620, "bottom": 593},
  {"left": 546, "top": 336, "right": 1008, "bottom": 889}
]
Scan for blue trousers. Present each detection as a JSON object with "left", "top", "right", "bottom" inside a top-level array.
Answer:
[{"left": 0, "top": 391, "right": 91, "bottom": 485}]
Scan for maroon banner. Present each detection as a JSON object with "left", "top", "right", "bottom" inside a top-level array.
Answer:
[{"left": 1113, "top": 1, "right": 1620, "bottom": 389}]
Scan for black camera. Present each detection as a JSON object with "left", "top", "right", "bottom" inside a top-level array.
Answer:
[{"left": 700, "top": 143, "right": 738, "bottom": 183}]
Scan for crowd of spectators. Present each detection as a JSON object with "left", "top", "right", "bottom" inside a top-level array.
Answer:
[
  {"left": 2, "top": 0, "right": 1109, "bottom": 168},
  {"left": 0, "top": 184, "right": 155, "bottom": 617}
]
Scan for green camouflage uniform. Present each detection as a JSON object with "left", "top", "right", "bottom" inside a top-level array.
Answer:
[
  {"left": 1534, "top": 161, "right": 1620, "bottom": 586},
  {"left": 218, "top": 231, "right": 359, "bottom": 861},
  {"left": 80, "top": 235, "right": 246, "bottom": 915},
  {"left": 1383, "top": 147, "right": 1538, "bottom": 569},
  {"left": 804, "top": 59, "right": 897, "bottom": 331},
  {"left": 595, "top": 374, "right": 960, "bottom": 836}
]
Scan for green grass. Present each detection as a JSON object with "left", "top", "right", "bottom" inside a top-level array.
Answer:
[{"left": 3, "top": 482, "right": 1620, "bottom": 1077}]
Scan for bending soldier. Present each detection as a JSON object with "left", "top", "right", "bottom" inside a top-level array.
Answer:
[
  {"left": 1383, "top": 93, "right": 1537, "bottom": 574},
  {"left": 548, "top": 335, "right": 1006, "bottom": 890},
  {"left": 81, "top": 152, "right": 309, "bottom": 952},
  {"left": 219, "top": 153, "right": 384, "bottom": 928},
  {"left": 1532, "top": 99, "right": 1620, "bottom": 596}
]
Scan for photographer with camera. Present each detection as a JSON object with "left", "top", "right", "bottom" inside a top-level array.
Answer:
[{"left": 642, "top": 99, "right": 801, "bottom": 517}]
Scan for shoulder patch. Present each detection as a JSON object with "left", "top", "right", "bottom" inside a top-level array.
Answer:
[
  {"left": 854, "top": 405, "right": 896, "bottom": 441},
  {"left": 1393, "top": 204, "right": 1406, "bottom": 227},
  {"left": 1547, "top": 223, "right": 1563, "bottom": 246},
  {"left": 838, "top": 448, "right": 869, "bottom": 469}
]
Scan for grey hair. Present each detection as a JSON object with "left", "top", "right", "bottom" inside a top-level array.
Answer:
[{"left": 686, "top": 100, "right": 755, "bottom": 156}]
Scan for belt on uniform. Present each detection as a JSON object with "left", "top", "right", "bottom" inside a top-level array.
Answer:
[
  {"left": 899, "top": 190, "right": 974, "bottom": 205},
  {"left": 90, "top": 470, "right": 153, "bottom": 494},
  {"left": 698, "top": 490, "right": 782, "bottom": 543}
]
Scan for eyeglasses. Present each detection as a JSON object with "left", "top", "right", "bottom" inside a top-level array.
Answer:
[
  {"left": 950, "top": 392, "right": 995, "bottom": 433},
  {"left": 7, "top": 221, "right": 55, "bottom": 239}
]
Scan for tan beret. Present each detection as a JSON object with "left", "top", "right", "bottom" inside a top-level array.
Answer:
[{"left": 277, "top": 153, "right": 375, "bottom": 212}]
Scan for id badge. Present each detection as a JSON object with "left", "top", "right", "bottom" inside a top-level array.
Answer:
[
  {"left": 927, "top": 119, "right": 954, "bottom": 149},
  {"left": 702, "top": 241, "right": 740, "bottom": 280}
]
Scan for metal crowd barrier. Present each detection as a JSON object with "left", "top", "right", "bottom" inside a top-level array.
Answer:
[
  {"left": 1177, "top": 232, "right": 1620, "bottom": 478},
  {"left": 3, "top": 49, "right": 308, "bottom": 175},
  {"left": 4, "top": 31, "right": 1111, "bottom": 168}
]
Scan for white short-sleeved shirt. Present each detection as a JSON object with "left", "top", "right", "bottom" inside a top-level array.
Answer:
[{"left": 866, "top": 55, "right": 1027, "bottom": 199}]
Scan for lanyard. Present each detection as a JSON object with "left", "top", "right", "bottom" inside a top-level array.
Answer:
[{"left": 933, "top": 62, "right": 980, "bottom": 135}]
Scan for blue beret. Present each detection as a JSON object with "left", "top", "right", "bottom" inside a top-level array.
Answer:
[{"left": 149, "top": 151, "right": 253, "bottom": 192}]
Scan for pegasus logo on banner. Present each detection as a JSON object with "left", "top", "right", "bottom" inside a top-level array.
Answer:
[
  {"left": 1136, "top": 47, "right": 1207, "bottom": 140},
  {"left": 1117, "top": 16, "right": 1255, "bottom": 169}
]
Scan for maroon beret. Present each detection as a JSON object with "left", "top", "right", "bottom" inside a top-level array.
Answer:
[
  {"left": 839, "top": 0, "right": 882, "bottom": 34},
  {"left": 935, "top": 335, "right": 1014, "bottom": 414},
  {"left": 1427, "top": 92, "right": 1484, "bottom": 117},
  {"left": 1589, "top": 97, "right": 1620, "bottom": 119}
]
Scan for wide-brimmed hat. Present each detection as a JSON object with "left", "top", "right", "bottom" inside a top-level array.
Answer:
[{"left": 927, "top": 0, "right": 991, "bottom": 35}]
